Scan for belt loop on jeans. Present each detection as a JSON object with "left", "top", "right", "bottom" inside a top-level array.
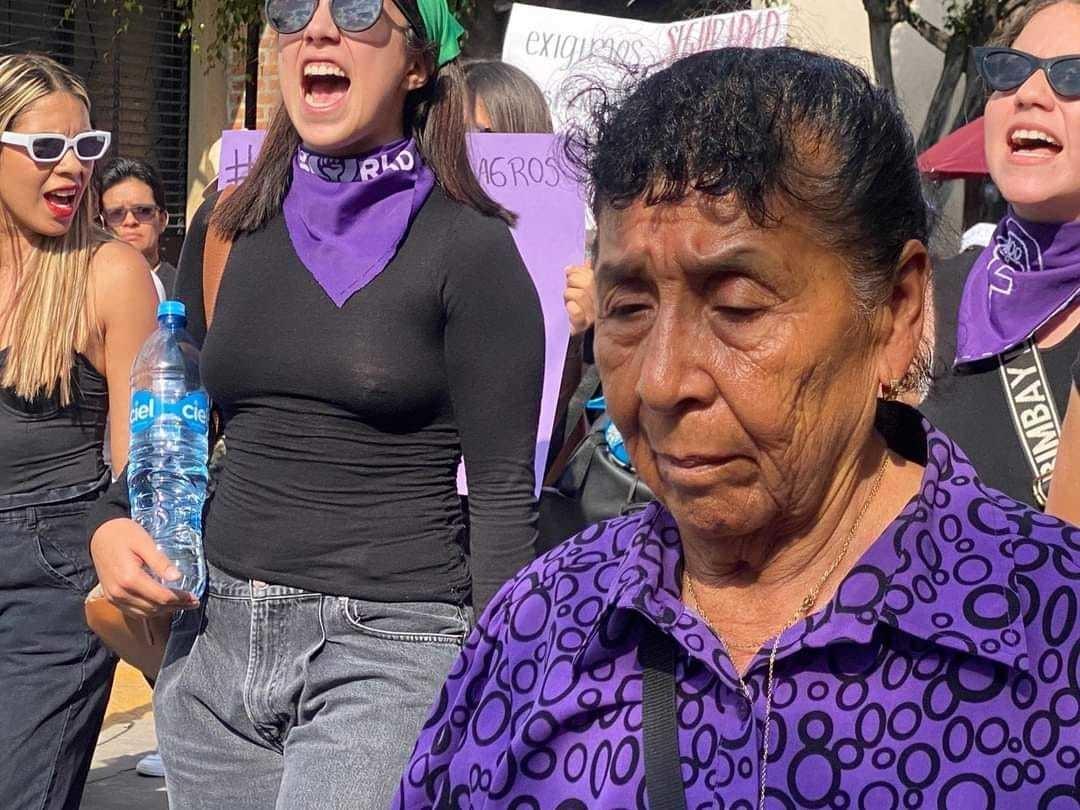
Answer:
[{"left": 0, "top": 503, "right": 36, "bottom": 527}]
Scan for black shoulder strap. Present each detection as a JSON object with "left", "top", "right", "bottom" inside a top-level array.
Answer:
[
  {"left": 639, "top": 623, "right": 687, "bottom": 810},
  {"left": 563, "top": 364, "right": 601, "bottom": 446}
]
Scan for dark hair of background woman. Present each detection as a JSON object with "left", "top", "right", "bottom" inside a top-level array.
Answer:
[
  {"left": 96, "top": 157, "right": 168, "bottom": 210},
  {"left": 464, "top": 60, "right": 553, "bottom": 134},
  {"left": 214, "top": 0, "right": 511, "bottom": 238}
]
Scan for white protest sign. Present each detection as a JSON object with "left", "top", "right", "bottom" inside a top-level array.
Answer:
[{"left": 502, "top": 4, "right": 790, "bottom": 131}]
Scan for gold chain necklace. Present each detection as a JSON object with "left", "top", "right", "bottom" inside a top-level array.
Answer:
[{"left": 682, "top": 453, "right": 888, "bottom": 810}]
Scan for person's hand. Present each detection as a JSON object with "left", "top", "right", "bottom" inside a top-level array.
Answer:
[
  {"left": 90, "top": 519, "right": 198, "bottom": 617},
  {"left": 564, "top": 262, "right": 597, "bottom": 337}
]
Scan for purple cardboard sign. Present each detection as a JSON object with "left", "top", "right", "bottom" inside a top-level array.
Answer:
[
  {"left": 465, "top": 133, "right": 586, "bottom": 493},
  {"left": 219, "top": 130, "right": 585, "bottom": 495},
  {"left": 218, "top": 129, "right": 266, "bottom": 188}
]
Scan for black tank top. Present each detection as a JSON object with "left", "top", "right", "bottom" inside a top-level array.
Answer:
[{"left": 0, "top": 348, "right": 109, "bottom": 509}]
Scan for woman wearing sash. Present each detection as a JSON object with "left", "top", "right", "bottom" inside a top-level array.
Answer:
[
  {"left": 86, "top": 1, "right": 545, "bottom": 806},
  {"left": 923, "top": 0, "right": 1080, "bottom": 507}
]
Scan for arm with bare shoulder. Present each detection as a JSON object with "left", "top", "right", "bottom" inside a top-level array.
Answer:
[
  {"left": 90, "top": 239, "right": 157, "bottom": 470},
  {"left": 87, "top": 240, "right": 196, "bottom": 615},
  {"left": 1046, "top": 386, "right": 1080, "bottom": 525}
]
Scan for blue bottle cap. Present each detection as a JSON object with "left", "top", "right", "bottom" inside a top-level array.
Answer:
[
  {"left": 586, "top": 395, "right": 607, "bottom": 412},
  {"left": 157, "top": 300, "right": 186, "bottom": 319}
]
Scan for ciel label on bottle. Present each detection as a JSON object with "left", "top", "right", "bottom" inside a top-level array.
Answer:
[{"left": 130, "top": 390, "right": 210, "bottom": 434}]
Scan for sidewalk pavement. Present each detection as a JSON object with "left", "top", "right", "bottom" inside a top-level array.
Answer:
[{"left": 81, "top": 662, "right": 168, "bottom": 810}]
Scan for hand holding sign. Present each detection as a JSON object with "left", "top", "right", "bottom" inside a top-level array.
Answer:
[{"left": 564, "top": 263, "right": 596, "bottom": 337}]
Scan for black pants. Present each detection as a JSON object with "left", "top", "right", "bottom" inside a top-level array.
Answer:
[{"left": 0, "top": 496, "right": 117, "bottom": 809}]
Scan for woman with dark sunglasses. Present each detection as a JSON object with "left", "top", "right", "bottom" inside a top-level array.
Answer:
[
  {"left": 87, "top": 1, "right": 545, "bottom": 806},
  {"left": 923, "top": 0, "right": 1080, "bottom": 509},
  {"left": 0, "top": 53, "right": 159, "bottom": 809},
  {"left": 98, "top": 158, "right": 175, "bottom": 298}
]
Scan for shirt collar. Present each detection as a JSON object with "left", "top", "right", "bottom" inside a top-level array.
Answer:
[
  {"left": 569, "top": 503, "right": 736, "bottom": 683},
  {"left": 570, "top": 403, "right": 1030, "bottom": 676}
]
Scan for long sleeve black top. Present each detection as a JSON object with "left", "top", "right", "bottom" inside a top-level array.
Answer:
[{"left": 91, "top": 186, "right": 545, "bottom": 611}]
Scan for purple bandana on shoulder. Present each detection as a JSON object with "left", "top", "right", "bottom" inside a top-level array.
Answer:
[
  {"left": 955, "top": 211, "right": 1080, "bottom": 365},
  {"left": 282, "top": 137, "right": 435, "bottom": 307}
]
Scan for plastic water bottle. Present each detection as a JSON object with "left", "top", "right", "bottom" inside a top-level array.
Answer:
[
  {"left": 128, "top": 300, "right": 209, "bottom": 599},
  {"left": 587, "top": 395, "right": 633, "bottom": 469}
]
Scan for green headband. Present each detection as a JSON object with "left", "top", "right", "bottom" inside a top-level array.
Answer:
[{"left": 414, "top": 0, "right": 464, "bottom": 66}]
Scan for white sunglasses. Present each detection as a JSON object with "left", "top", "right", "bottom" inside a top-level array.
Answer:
[{"left": 0, "top": 130, "right": 111, "bottom": 163}]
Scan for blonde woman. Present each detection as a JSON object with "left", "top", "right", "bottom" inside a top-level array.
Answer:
[{"left": 0, "top": 53, "right": 159, "bottom": 809}]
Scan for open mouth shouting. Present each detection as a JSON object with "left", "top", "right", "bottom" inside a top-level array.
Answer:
[
  {"left": 1008, "top": 125, "right": 1063, "bottom": 162},
  {"left": 43, "top": 185, "right": 81, "bottom": 220},
  {"left": 302, "top": 60, "right": 352, "bottom": 113}
]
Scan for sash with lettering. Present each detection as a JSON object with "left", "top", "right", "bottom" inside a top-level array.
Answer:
[
  {"left": 283, "top": 138, "right": 435, "bottom": 307},
  {"left": 999, "top": 342, "right": 1062, "bottom": 506}
]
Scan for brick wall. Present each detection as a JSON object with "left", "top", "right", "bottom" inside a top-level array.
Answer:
[
  {"left": 226, "top": 50, "right": 246, "bottom": 129},
  {"left": 225, "top": 25, "right": 281, "bottom": 131},
  {"left": 256, "top": 27, "right": 281, "bottom": 130}
]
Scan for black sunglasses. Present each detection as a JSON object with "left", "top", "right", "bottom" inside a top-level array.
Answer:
[
  {"left": 974, "top": 47, "right": 1080, "bottom": 98},
  {"left": 265, "top": 0, "right": 412, "bottom": 35}
]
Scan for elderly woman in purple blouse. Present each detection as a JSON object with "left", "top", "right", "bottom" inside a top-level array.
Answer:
[{"left": 395, "top": 47, "right": 1080, "bottom": 809}]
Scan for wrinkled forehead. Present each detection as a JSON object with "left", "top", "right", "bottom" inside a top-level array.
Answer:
[
  {"left": 596, "top": 192, "right": 737, "bottom": 251},
  {"left": 593, "top": 193, "right": 779, "bottom": 287}
]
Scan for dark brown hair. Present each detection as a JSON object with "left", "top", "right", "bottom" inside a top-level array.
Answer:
[
  {"left": 464, "top": 60, "right": 553, "bottom": 134},
  {"left": 98, "top": 157, "right": 168, "bottom": 210},
  {"left": 997, "top": 0, "right": 1080, "bottom": 46},
  {"left": 213, "top": 0, "right": 512, "bottom": 238}
]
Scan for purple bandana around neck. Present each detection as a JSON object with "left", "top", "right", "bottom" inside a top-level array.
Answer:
[
  {"left": 282, "top": 137, "right": 435, "bottom": 308},
  {"left": 955, "top": 211, "right": 1080, "bottom": 365}
]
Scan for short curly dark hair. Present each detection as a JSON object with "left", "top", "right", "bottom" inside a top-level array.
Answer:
[{"left": 567, "top": 46, "right": 931, "bottom": 316}]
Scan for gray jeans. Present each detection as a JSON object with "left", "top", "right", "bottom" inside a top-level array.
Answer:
[
  {"left": 0, "top": 495, "right": 116, "bottom": 810},
  {"left": 155, "top": 563, "right": 472, "bottom": 809}
]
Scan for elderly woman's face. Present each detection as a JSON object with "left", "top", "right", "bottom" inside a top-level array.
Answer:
[{"left": 594, "top": 195, "right": 898, "bottom": 543}]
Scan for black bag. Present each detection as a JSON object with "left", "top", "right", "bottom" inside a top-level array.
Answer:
[{"left": 537, "top": 417, "right": 654, "bottom": 554}]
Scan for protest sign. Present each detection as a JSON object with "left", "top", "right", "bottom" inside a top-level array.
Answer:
[
  {"left": 467, "top": 133, "right": 585, "bottom": 491},
  {"left": 218, "top": 130, "right": 585, "bottom": 494},
  {"left": 501, "top": 3, "right": 790, "bottom": 131},
  {"left": 218, "top": 129, "right": 266, "bottom": 188}
]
